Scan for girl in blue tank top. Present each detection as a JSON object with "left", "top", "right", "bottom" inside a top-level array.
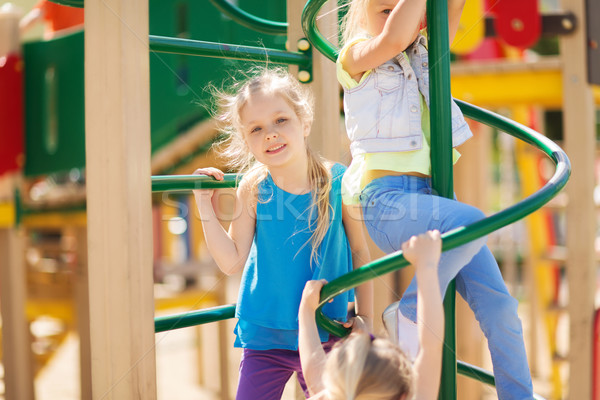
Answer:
[{"left": 192, "top": 68, "right": 373, "bottom": 400}]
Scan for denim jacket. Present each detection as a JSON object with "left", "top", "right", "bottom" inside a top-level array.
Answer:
[{"left": 342, "top": 34, "right": 472, "bottom": 158}]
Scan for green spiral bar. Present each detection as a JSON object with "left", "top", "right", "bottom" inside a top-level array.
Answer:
[
  {"left": 456, "top": 362, "right": 546, "bottom": 400},
  {"left": 155, "top": 304, "right": 236, "bottom": 333},
  {"left": 208, "top": 0, "right": 287, "bottom": 35},
  {"left": 149, "top": 36, "right": 311, "bottom": 68},
  {"left": 151, "top": 174, "right": 239, "bottom": 193}
]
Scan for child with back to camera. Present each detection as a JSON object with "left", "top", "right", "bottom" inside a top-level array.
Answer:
[
  {"left": 298, "top": 230, "right": 444, "bottom": 400},
  {"left": 336, "top": 0, "right": 533, "bottom": 398},
  {"left": 191, "top": 68, "right": 373, "bottom": 400}
]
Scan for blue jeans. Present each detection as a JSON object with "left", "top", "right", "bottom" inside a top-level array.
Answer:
[{"left": 360, "top": 175, "right": 533, "bottom": 400}]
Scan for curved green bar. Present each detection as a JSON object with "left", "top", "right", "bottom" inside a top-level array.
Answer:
[
  {"left": 151, "top": 174, "right": 239, "bottom": 193},
  {"left": 49, "top": 0, "right": 83, "bottom": 8},
  {"left": 208, "top": 0, "right": 287, "bottom": 36},
  {"left": 301, "top": 0, "right": 338, "bottom": 62},
  {"left": 149, "top": 36, "right": 311, "bottom": 68},
  {"left": 155, "top": 304, "right": 236, "bottom": 333},
  {"left": 456, "top": 362, "right": 546, "bottom": 400},
  {"left": 315, "top": 102, "right": 570, "bottom": 337}
]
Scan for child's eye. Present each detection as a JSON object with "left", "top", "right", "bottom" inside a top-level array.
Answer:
[
  {"left": 250, "top": 126, "right": 262, "bottom": 134},
  {"left": 383, "top": 9, "right": 392, "bottom": 14},
  {"left": 275, "top": 118, "right": 287, "bottom": 124}
]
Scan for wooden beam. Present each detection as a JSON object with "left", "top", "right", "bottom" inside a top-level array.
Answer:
[
  {"left": 150, "top": 119, "right": 219, "bottom": 175},
  {"left": 561, "top": 0, "right": 597, "bottom": 399},
  {"left": 0, "top": 227, "right": 35, "bottom": 400},
  {"left": 84, "top": 0, "right": 156, "bottom": 398}
]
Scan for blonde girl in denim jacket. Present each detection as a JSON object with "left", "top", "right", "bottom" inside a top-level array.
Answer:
[{"left": 337, "top": 0, "right": 534, "bottom": 398}]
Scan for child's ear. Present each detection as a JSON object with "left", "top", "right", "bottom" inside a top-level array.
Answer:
[{"left": 303, "top": 122, "right": 311, "bottom": 137}]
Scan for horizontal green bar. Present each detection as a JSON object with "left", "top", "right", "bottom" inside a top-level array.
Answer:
[
  {"left": 151, "top": 174, "right": 239, "bottom": 192},
  {"left": 457, "top": 361, "right": 495, "bottom": 386},
  {"left": 209, "top": 0, "right": 287, "bottom": 35},
  {"left": 155, "top": 304, "right": 236, "bottom": 333},
  {"left": 457, "top": 361, "right": 546, "bottom": 399},
  {"left": 48, "top": 0, "right": 83, "bottom": 8},
  {"left": 21, "top": 204, "right": 86, "bottom": 216},
  {"left": 149, "top": 36, "right": 311, "bottom": 68}
]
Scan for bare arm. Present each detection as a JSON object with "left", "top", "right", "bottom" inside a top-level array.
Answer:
[
  {"left": 298, "top": 280, "right": 329, "bottom": 396},
  {"left": 402, "top": 231, "right": 444, "bottom": 400},
  {"left": 341, "top": 0, "right": 427, "bottom": 78},
  {"left": 342, "top": 202, "right": 373, "bottom": 329},
  {"left": 192, "top": 168, "right": 256, "bottom": 275}
]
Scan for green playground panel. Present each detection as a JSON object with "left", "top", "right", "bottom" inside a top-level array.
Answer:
[
  {"left": 23, "top": 31, "right": 85, "bottom": 177},
  {"left": 22, "top": 0, "right": 286, "bottom": 177}
]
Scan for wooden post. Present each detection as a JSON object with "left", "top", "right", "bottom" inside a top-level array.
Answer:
[
  {"left": 84, "top": 0, "right": 156, "bottom": 398},
  {"left": 0, "top": 227, "right": 35, "bottom": 400},
  {"left": 287, "top": 0, "right": 341, "bottom": 162},
  {"left": 0, "top": 5, "right": 34, "bottom": 400},
  {"left": 560, "top": 0, "right": 597, "bottom": 398},
  {"left": 74, "top": 226, "right": 92, "bottom": 399}
]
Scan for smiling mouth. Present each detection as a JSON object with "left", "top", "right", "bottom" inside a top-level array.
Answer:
[{"left": 266, "top": 144, "right": 286, "bottom": 153}]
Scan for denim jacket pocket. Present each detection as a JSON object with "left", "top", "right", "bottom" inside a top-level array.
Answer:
[
  {"left": 374, "top": 63, "right": 404, "bottom": 93},
  {"left": 375, "top": 63, "right": 405, "bottom": 139}
]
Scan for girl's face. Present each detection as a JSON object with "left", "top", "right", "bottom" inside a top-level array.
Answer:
[
  {"left": 365, "top": 0, "right": 399, "bottom": 37},
  {"left": 239, "top": 91, "right": 310, "bottom": 169}
]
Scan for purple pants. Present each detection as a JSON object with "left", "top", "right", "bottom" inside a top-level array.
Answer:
[{"left": 236, "top": 337, "right": 338, "bottom": 400}]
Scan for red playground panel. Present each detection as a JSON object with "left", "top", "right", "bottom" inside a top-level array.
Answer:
[
  {"left": 494, "top": 0, "right": 541, "bottom": 49},
  {"left": 0, "top": 52, "right": 24, "bottom": 175}
]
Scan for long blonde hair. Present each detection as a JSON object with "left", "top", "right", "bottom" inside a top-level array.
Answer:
[
  {"left": 323, "top": 333, "right": 414, "bottom": 400},
  {"left": 214, "top": 68, "right": 332, "bottom": 264}
]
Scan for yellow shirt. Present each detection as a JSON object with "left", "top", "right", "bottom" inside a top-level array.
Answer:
[{"left": 337, "top": 38, "right": 460, "bottom": 205}]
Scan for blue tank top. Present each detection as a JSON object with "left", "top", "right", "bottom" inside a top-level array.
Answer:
[{"left": 234, "top": 163, "right": 354, "bottom": 350}]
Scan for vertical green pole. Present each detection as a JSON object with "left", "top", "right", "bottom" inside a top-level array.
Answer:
[{"left": 426, "top": 0, "right": 457, "bottom": 399}]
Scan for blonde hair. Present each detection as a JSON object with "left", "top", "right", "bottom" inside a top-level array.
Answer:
[
  {"left": 340, "top": 0, "right": 370, "bottom": 45},
  {"left": 323, "top": 333, "right": 414, "bottom": 400},
  {"left": 214, "top": 67, "right": 332, "bottom": 264}
]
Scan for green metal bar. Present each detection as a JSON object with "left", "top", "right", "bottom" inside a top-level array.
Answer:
[
  {"left": 149, "top": 36, "right": 311, "bottom": 69},
  {"left": 151, "top": 174, "right": 239, "bottom": 193},
  {"left": 426, "top": 0, "right": 457, "bottom": 397},
  {"left": 155, "top": 304, "right": 236, "bottom": 333},
  {"left": 457, "top": 361, "right": 495, "bottom": 386},
  {"left": 208, "top": 0, "right": 287, "bottom": 36},
  {"left": 301, "top": 0, "right": 338, "bottom": 62},
  {"left": 14, "top": 188, "right": 22, "bottom": 227},
  {"left": 48, "top": 0, "right": 83, "bottom": 8},
  {"left": 457, "top": 362, "right": 547, "bottom": 400},
  {"left": 21, "top": 204, "right": 86, "bottom": 216}
]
